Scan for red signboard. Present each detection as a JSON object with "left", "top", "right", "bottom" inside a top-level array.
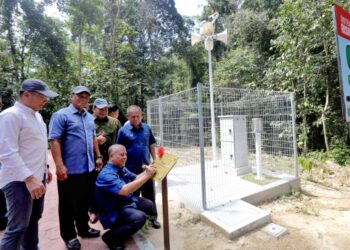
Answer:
[
  {"left": 333, "top": 4, "right": 350, "bottom": 122},
  {"left": 335, "top": 4, "right": 350, "bottom": 40}
]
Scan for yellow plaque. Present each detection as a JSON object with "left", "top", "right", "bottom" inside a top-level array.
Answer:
[{"left": 143, "top": 153, "right": 177, "bottom": 182}]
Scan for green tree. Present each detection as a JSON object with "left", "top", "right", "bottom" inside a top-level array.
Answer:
[{"left": 266, "top": 0, "right": 349, "bottom": 153}]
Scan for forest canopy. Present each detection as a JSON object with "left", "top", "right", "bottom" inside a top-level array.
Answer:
[{"left": 1, "top": 0, "right": 350, "bottom": 160}]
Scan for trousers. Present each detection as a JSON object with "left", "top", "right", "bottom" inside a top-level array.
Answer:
[
  {"left": 0, "top": 181, "right": 44, "bottom": 250},
  {"left": 133, "top": 178, "right": 158, "bottom": 218},
  {"left": 102, "top": 197, "right": 156, "bottom": 246},
  {"left": 57, "top": 172, "right": 94, "bottom": 242}
]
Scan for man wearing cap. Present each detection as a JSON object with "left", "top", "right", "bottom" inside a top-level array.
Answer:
[
  {"left": 94, "top": 98, "right": 121, "bottom": 164},
  {"left": 0, "top": 78, "right": 58, "bottom": 249},
  {"left": 49, "top": 86, "right": 103, "bottom": 250},
  {"left": 88, "top": 98, "right": 121, "bottom": 223}
]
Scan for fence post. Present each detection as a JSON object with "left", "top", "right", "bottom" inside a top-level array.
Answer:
[
  {"left": 147, "top": 100, "right": 151, "bottom": 126},
  {"left": 252, "top": 118, "right": 263, "bottom": 180},
  {"left": 158, "top": 98, "right": 170, "bottom": 250},
  {"left": 158, "top": 98, "right": 164, "bottom": 144},
  {"left": 291, "top": 93, "right": 298, "bottom": 178},
  {"left": 197, "top": 83, "right": 207, "bottom": 210}
]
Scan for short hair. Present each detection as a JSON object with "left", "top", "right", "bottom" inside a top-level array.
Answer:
[
  {"left": 108, "top": 144, "right": 125, "bottom": 157},
  {"left": 108, "top": 104, "right": 119, "bottom": 113},
  {"left": 126, "top": 105, "right": 142, "bottom": 115}
]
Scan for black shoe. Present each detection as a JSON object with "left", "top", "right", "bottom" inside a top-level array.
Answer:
[
  {"left": 109, "top": 245, "right": 125, "bottom": 250},
  {"left": 150, "top": 219, "right": 161, "bottom": 229},
  {"left": 65, "top": 238, "right": 81, "bottom": 250},
  {"left": 102, "top": 233, "right": 124, "bottom": 250},
  {"left": 78, "top": 228, "right": 100, "bottom": 238}
]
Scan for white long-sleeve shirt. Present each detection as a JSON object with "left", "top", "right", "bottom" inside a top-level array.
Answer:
[{"left": 0, "top": 102, "right": 48, "bottom": 188}]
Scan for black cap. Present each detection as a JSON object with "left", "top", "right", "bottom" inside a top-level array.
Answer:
[
  {"left": 108, "top": 104, "right": 119, "bottom": 113},
  {"left": 20, "top": 79, "right": 59, "bottom": 98}
]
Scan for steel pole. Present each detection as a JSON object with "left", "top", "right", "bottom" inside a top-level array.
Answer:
[{"left": 208, "top": 49, "right": 217, "bottom": 163}]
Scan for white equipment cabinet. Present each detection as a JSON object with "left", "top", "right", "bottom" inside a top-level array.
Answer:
[{"left": 219, "top": 115, "right": 251, "bottom": 175}]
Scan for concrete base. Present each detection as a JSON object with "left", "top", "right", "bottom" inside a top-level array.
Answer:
[
  {"left": 241, "top": 177, "right": 300, "bottom": 205},
  {"left": 198, "top": 176, "right": 299, "bottom": 240},
  {"left": 201, "top": 200, "right": 271, "bottom": 239},
  {"left": 234, "top": 165, "right": 252, "bottom": 176},
  {"left": 168, "top": 162, "right": 301, "bottom": 240}
]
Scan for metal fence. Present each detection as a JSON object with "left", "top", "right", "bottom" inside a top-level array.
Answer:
[{"left": 147, "top": 84, "right": 298, "bottom": 210}]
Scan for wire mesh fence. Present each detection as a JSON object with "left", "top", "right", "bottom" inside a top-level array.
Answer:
[{"left": 147, "top": 84, "right": 297, "bottom": 210}]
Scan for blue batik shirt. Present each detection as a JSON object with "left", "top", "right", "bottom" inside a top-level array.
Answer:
[
  {"left": 48, "top": 104, "right": 96, "bottom": 174},
  {"left": 95, "top": 162, "right": 138, "bottom": 229},
  {"left": 116, "top": 122, "right": 156, "bottom": 174}
]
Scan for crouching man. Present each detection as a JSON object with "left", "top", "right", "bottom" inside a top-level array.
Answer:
[{"left": 95, "top": 144, "right": 157, "bottom": 250}]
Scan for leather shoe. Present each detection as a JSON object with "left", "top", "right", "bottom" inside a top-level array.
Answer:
[
  {"left": 102, "top": 234, "right": 124, "bottom": 250},
  {"left": 65, "top": 238, "right": 81, "bottom": 250},
  {"left": 78, "top": 228, "right": 100, "bottom": 238},
  {"left": 150, "top": 219, "right": 161, "bottom": 229},
  {"left": 109, "top": 244, "right": 125, "bottom": 250}
]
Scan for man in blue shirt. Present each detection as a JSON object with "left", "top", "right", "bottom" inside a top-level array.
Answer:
[
  {"left": 116, "top": 105, "right": 160, "bottom": 229},
  {"left": 49, "top": 86, "right": 103, "bottom": 250},
  {"left": 95, "top": 144, "right": 157, "bottom": 250}
]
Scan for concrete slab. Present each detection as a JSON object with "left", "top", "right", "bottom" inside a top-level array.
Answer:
[
  {"left": 241, "top": 177, "right": 301, "bottom": 205},
  {"left": 261, "top": 223, "right": 288, "bottom": 239},
  {"left": 168, "top": 161, "right": 300, "bottom": 210},
  {"left": 201, "top": 200, "right": 271, "bottom": 239},
  {"left": 167, "top": 161, "right": 300, "bottom": 241}
]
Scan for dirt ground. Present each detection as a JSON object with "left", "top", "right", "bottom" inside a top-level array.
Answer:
[
  {"left": 148, "top": 161, "right": 350, "bottom": 250},
  {"left": 2, "top": 155, "right": 349, "bottom": 250}
]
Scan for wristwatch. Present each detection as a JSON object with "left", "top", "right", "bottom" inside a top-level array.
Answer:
[{"left": 97, "top": 155, "right": 103, "bottom": 159}]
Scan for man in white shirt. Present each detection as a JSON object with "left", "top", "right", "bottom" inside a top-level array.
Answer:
[
  {"left": 0, "top": 97, "right": 7, "bottom": 231},
  {"left": 0, "top": 79, "right": 58, "bottom": 250}
]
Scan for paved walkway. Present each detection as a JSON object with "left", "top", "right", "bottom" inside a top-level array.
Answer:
[{"left": 0, "top": 153, "right": 155, "bottom": 250}]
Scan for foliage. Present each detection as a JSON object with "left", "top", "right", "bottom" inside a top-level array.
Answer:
[
  {"left": 214, "top": 48, "right": 262, "bottom": 88},
  {"left": 1, "top": 0, "right": 350, "bottom": 156},
  {"left": 298, "top": 157, "right": 313, "bottom": 172},
  {"left": 328, "top": 137, "right": 350, "bottom": 166}
]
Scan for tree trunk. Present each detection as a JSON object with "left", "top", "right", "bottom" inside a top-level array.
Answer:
[
  {"left": 322, "top": 38, "right": 330, "bottom": 152},
  {"left": 108, "top": 0, "right": 120, "bottom": 101},
  {"left": 322, "top": 86, "right": 329, "bottom": 152},
  {"left": 78, "top": 35, "right": 82, "bottom": 84},
  {"left": 3, "top": 1, "right": 19, "bottom": 83},
  {"left": 302, "top": 82, "right": 308, "bottom": 155}
]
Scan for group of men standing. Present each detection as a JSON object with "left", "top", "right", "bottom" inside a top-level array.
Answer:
[{"left": 0, "top": 79, "right": 160, "bottom": 250}]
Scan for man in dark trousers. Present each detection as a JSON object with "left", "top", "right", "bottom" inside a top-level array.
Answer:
[
  {"left": 95, "top": 144, "right": 157, "bottom": 250},
  {"left": 0, "top": 96, "right": 7, "bottom": 230},
  {"left": 49, "top": 86, "right": 103, "bottom": 250},
  {"left": 116, "top": 105, "right": 160, "bottom": 229},
  {"left": 0, "top": 79, "right": 57, "bottom": 249}
]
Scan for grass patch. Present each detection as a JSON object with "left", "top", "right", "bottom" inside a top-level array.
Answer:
[{"left": 241, "top": 173, "right": 279, "bottom": 185}]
